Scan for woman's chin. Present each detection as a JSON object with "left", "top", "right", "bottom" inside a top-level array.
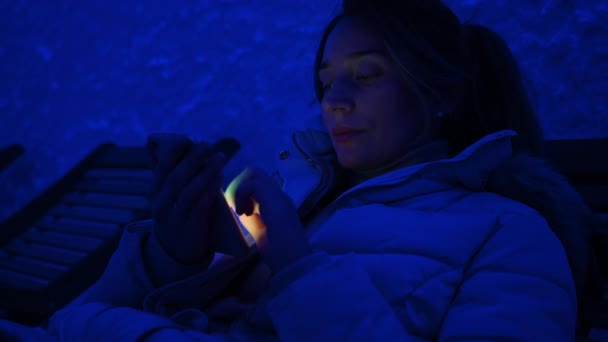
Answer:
[{"left": 337, "top": 152, "right": 366, "bottom": 170}]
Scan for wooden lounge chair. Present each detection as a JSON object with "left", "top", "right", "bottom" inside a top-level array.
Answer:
[{"left": 0, "top": 143, "right": 154, "bottom": 325}]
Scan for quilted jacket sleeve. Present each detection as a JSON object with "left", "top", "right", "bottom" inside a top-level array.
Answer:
[
  {"left": 64, "top": 220, "right": 209, "bottom": 309},
  {"left": 47, "top": 221, "right": 215, "bottom": 341},
  {"left": 437, "top": 213, "right": 577, "bottom": 341}
]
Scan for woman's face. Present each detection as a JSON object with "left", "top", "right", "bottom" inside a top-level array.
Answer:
[{"left": 319, "top": 16, "right": 428, "bottom": 172}]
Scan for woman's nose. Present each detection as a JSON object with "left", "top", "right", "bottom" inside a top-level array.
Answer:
[{"left": 322, "top": 89, "right": 355, "bottom": 116}]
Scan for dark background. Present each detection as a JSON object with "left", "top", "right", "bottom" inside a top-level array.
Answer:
[{"left": 1, "top": 0, "right": 606, "bottom": 221}]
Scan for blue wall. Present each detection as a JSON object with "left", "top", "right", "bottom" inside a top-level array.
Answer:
[{"left": 1, "top": 0, "right": 606, "bottom": 220}]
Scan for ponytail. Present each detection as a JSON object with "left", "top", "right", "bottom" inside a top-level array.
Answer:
[{"left": 444, "top": 24, "right": 545, "bottom": 157}]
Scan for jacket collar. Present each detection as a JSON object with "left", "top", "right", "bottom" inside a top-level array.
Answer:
[
  {"left": 279, "top": 125, "right": 517, "bottom": 232},
  {"left": 290, "top": 126, "right": 517, "bottom": 193}
]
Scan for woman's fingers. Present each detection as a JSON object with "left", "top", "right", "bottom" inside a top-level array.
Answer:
[
  {"left": 233, "top": 170, "right": 257, "bottom": 217},
  {"left": 229, "top": 166, "right": 310, "bottom": 272},
  {"left": 173, "top": 153, "right": 227, "bottom": 221},
  {"left": 230, "top": 168, "right": 276, "bottom": 242},
  {"left": 154, "top": 144, "right": 212, "bottom": 222},
  {"left": 185, "top": 175, "right": 223, "bottom": 230},
  {"left": 148, "top": 134, "right": 194, "bottom": 194},
  {"left": 232, "top": 167, "right": 279, "bottom": 217}
]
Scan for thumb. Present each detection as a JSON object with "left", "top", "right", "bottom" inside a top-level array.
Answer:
[{"left": 229, "top": 167, "right": 275, "bottom": 216}]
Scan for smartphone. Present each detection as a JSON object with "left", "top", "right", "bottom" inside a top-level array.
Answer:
[{"left": 147, "top": 133, "right": 251, "bottom": 258}]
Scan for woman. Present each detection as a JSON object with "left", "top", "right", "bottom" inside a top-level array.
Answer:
[{"left": 48, "top": 0, "right": 593, "bottom": 340}]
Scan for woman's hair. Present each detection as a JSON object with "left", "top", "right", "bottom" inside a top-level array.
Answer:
[
  {"left": 313, "top": 0, "right": 544, "bottom": 156},
  {"left": 313, "top": 0, "right": 595, "bottom": 333}
]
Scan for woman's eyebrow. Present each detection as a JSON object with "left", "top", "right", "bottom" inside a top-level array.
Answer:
[{"left": 319, "top": 48, "right": 387, "bottom": 72}]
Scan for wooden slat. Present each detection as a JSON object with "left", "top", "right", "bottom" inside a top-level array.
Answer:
[
  {"left": 3, "top": 240, "right": 85, "bottom": 265},
  {"left": 74, "top": 179, "right": 151, "bottom": 196},
  {"left": 49, "top": 205, "right": 137, "bottom": 224},
  {"left": 21, "top": 229, "right": 103, "bottom": 252},
  {"left": 35, "top": 218, "right": 120, "bottom": 239},
  {"left": 92, "top": 146, "right": 154, "bottom": 168},
  {"left": 61, "top": 192, "right": 149, "bottom": 211},
  {"left": 0, "top": 269, "right": 49, "bottom": 291},
  {"left": 0, "top": 256, "right": 67, "bottom": 280},
  {"left": 85, "top": 168, "right": 153, "bottom": 181}
]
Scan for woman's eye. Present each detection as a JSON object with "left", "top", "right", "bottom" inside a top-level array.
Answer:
[
  {"left": 320, "top": 69, "right": 381, "bottom": 93},
  {"left": 355, "top": 72, "right": 381, "bottom": 82}
]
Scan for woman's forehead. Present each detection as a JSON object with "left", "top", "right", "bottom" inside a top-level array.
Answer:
[{"left": 322, "top": 17, "right": 384, "bottom": 66}]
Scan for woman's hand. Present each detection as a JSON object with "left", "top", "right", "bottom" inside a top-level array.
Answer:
[
  {"left": 147, "top": 134, "right": 227, "bottom": 265},
  {"left": 229, "top": 167, "right": 313, "bottom": 273}
]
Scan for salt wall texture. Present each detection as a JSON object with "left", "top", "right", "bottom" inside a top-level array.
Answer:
[{"left": 0, "top": 0, "right": 606, "bottom": 221}]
